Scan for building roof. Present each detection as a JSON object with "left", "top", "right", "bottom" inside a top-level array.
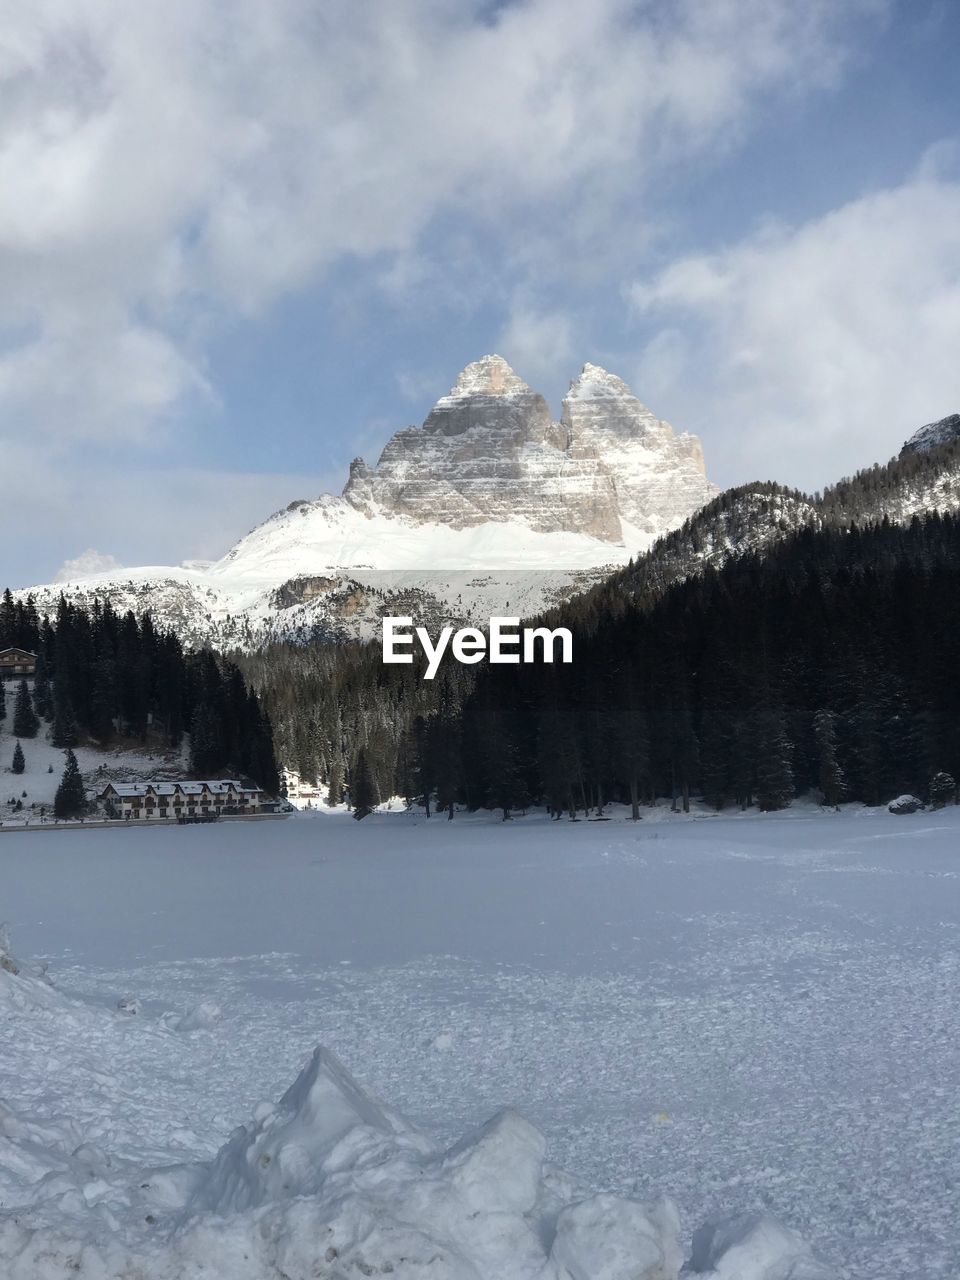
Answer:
[
  {"left": 99, "top": 779, "right": 263, "bottom": 799},
  {"left": 0, "top": 647, "right": 37, "bottom": 659}
]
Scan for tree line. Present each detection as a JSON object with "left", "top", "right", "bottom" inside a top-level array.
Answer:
[
  {"left": 247, "top": 512, "right": 960, "bottom": 817},
  {"left": 2, "top": 589, "right": 279, "bottom": 805}
]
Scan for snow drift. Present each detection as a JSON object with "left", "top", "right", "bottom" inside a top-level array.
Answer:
[{"left": 0, "top": 988, "right": 835, "bottom": 1280}]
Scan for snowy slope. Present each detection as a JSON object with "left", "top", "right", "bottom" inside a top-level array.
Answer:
[
  {"left": 900, "top": 412, "right": 960, "bottom": 455},
  {"left": 23, "top": 509, "right": 631, "bottom": 649},
  {"left": 0, "top": 680, "right": 187, "bottom": 821}
]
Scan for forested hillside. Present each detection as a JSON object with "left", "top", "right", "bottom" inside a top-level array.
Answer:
[
  {"left": 247, "top": 512, "right": 960, "bottom": 815},
  {"left": 579, "top": 435, "right": 960, "bottom": 621},
  {"left": 1, "top": 590, "right": 278, "bottom": 791}
]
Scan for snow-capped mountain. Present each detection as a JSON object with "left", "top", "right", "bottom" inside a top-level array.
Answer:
[
  {"left": 22, "top": 357, "right": 719, "bottom": 646},
  {"left": 343, "top": 355, "right": 715, "bottom": 542}
]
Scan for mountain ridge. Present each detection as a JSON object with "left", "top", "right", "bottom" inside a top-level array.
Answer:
[
  {"left": 569, "top": 431, "right": 960, "bottom": 617},
  {"left": 15, "top": 355, "right": 959, "bottom": 649}
]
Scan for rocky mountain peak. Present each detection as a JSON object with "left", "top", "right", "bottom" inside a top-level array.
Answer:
[
  {"left": 566, "top": 363, "right": 635, "bottom": 401},
  {"left": 418, "top": 354, "right": 553, "bottom": 444},
  {"left": 448, "top": 354, "right": 531, "bottom": 399},
  {"left": 341, "top": 356, "right": 717, "bottom": 542},
  {"left": 901, "top": 413, "right": 960, "bottom": 456},
  {"left": 561, "top": 362, "right": 664, "bottom": 444}
]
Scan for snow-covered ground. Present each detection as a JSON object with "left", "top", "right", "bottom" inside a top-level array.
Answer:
[
  {"left": 1, "top": 680, "right": 187, "bottom": 817},
  {"left": 1, "top": 804, "right": 958, "bottom": 1277},
  {"left": 18, "top": 501, "right": 638, "bottom": 649}
]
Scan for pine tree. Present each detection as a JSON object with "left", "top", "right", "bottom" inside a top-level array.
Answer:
[
  {"left": 411, "top": 715, "right": 434, "bottom": 816},
  {"left": 536, "top": 696, "right": 582, "bottom": 818},
  {"left": 624, "top": 663, "right": 650, "bottom": 819},
  {"left": 754, "top": 709, "right": 795, "bottom": 812},
  {"left": 325, "top": 756, "right": 344, "bottom": 807},
  {"left": 189, "top": 702, "right": 220, "bottom": 776},
  {"left": 352, "top": 749, "right": 377, "bottom": 820},
  {"left": 54, "top": 749, "right": 85, "bottom": 818},
  {"left": 0, "top": 589, "right": 15, "bottom": 647},
  {"left": 51, "top": 690, "right": 80, "bottom": 748},
  {"left": 813, "top": 709, "right": 845, "bottom": 808},
  {"left": 88, "top": 658, "right": 117, "bottom": 744},
  {"left": 699, "top": 709, "right": 734, "bottom": 810},
  {"left": 929, "top": 771, "right": 956, "bottom": 809},
  {"left": 12, "top": 680, "right": 39, "bottom": 739},
  {"left": 32, "top": 653, "right": 53, "bottom": 720},
  {"left": 432, "top": 702, "right": 463, "bottom": 820},
  {"left": 11, "top": 741, "right": 25, "bottom": 775}
]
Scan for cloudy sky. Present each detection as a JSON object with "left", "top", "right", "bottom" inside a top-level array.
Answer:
[{"left": 2, "top": 0, "right": 959, "bottom": 587}]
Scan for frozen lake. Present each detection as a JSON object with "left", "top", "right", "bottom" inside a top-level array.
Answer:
[{"left": 2, "top": 804, "right": 958, "bottom": 1277}]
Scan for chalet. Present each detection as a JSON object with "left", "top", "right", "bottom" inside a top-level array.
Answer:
[
  {"left": 0, "top": 648, "right": 37, "bottom": 679},
  {"left": 96, "top": 779, "right": 266, "bottom": 821},
  {"left": 280, "top": 765, "right": 325, "bottom": 808}
]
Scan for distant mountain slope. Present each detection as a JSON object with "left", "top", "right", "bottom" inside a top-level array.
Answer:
[
  {"left": 900, "top": 413, "right": 960, "bottom": 455},
  {"left": 601, "top": 431, "right": 960, "bottom": 608}
]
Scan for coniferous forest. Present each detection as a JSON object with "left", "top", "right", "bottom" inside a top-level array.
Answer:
[
  {"left": 243, "top": 512, "right": 960, "bottom": 816},
  {"left": 0, "top": 589, "right": 278, "bottom": 792}
]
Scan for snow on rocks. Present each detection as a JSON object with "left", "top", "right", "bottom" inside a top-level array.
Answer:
[
  {"left": 888, "top": 794, "right": 925, "bottom": 815},
  {"left": 900, "top": 412, "right": 960, "bottom": 455}
]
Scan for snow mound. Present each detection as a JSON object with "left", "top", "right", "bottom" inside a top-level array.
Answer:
[
  {"left": 182, "top": 1046, "right": 688, "bottom": 1278},
  {"left": 188, "top": 1045, "right": 432, "bottom": 1214},
  {"left": 550, "top": 1193, "right": 683, "bottom": 1280},
  {"left": 0, "top": 1044, "right": 835, "bottom": 1279},
  {"left": 173, "top": 1000, "right": 223, "bottom": 1032},
  {"left": 175, "top": 1047, "right": 826, "bottom": 1280},
  {"left": 690, "top": 1214, "right": 834, "bottom": 1279},
  {"left": 0, "top": 952, "right": 61, "bottom": 1016}
]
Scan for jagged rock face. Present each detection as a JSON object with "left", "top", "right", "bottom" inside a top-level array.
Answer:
[
  {"left": 344, "top": 355, "right": 718, "bottom": 542},
  {"left": 559, "top": 363, "right": 716, "bottom": 539},
  {"left": 901, "top": 413, "right": 960, "bottom": 455}
]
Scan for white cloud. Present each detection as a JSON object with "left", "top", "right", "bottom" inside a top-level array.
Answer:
[
  {"left": 54, "top": 549, "right": 123, "bottom": 582},
  {"left": 497, "top": 303, "right": 575, "bottom": 391},
  {"left": 0, "top": 0, "right": 879, "bottom": 444},
  {"left": 628, "top": 161, "right": 960, "bottom": 490},
  {"left": 0, "top": 315, "right": 209, "bottom": 442}
]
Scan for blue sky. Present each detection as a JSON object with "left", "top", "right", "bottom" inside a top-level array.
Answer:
[{"left": 2, "top": 0, "right": 959, "bottom": 587}]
